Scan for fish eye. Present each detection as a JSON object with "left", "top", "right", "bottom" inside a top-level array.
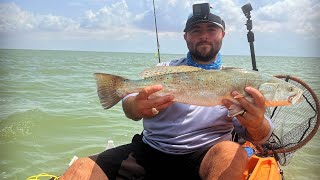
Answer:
[{"left": 288, "top": 87, "right": 294, "bottom": 92}]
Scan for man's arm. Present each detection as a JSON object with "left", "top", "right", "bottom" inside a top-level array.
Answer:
[
  {"left": 122, "top": 85, "right": 174, "bottom": 120},
  {"left": 245, "top": 117, "right": 271, "bottom": 142}
]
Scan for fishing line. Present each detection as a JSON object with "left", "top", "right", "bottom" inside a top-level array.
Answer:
[{"left": 152, "top": 0, "right": 161, "bottom": 63}]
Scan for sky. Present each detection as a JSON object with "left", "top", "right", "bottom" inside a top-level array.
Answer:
[{"left": 0, "top": 0, "right": 319, "bottom": 57}]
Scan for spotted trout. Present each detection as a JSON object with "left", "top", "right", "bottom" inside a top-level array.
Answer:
[{"left": 95, "top": 66, "right": 304, "bottom": 117}]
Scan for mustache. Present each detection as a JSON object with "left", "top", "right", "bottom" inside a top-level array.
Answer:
[{"left": 196, "top": 41, "right": 212, "bottom": 46}]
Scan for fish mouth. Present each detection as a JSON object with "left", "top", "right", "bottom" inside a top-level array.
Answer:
[{"left": 288, "top": 93, "right": 304, "bottom": 105}]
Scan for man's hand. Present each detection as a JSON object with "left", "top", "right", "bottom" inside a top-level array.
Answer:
[
  {"left": 123, "top": 85, "right": 174, "bottom": 120},
  {"left": 222, "top": 86, "right": 270, "bottom": 141}
]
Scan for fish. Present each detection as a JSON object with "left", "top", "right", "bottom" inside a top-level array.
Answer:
[{"left": 94, "top": 66, "right": 304, "bottom": 117}]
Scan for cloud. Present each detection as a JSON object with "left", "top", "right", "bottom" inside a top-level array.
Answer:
[
  {"left": 211, "top": 0, "right": 245, "bottom": 32},
  {"left": 0, "top": 3, "right": 34, "bottom": 32},
  {"left": 0, "top": 1, "right": 145, "bottom": 41},
  {"left": 0, "top": 2, "right": 78, "bottom": 33},
  {"left": 255, "top": 0, "right": 320, "bottom": 38},
  {"left": 1, "top": 0, "right": 319, "bottom": 35},
  {"left": 37, "top": 15, "right": 78, "bottom": 31},
  {"left": 80, "top": 0, "right": 131, "bottom": 29},
  {"left": 0, "top": 0, "right": 319, "bottom": 55}
]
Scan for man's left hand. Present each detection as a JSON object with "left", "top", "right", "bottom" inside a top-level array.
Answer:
[{"left": 222, "top": 86, "right": 266, "bottom": 130}]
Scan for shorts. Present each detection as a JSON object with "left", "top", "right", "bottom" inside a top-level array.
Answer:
[{"left": 95, "top": 134, "right": 210, "bottom": 180}]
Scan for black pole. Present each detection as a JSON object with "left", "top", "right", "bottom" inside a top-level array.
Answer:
[
  {"left": 152, "top": 0, "right": 161, "bottom": 63},
  {"left": 242, "top": 3, "right": 258, "bottom": 71}
]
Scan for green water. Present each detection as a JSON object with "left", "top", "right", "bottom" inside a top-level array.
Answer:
[{"left": 0, "top": 49, "right": 319, "bottom": 179}]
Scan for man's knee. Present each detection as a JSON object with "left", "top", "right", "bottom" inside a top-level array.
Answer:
[
  {"left": 199, "top": 141, "right": 248, "bottom": 180},
  {"left": 210, "top": 141, "right": 247, "bottom": 158},
  {"left": 60, "top": 157, "right": 109, "bottom": 180}
]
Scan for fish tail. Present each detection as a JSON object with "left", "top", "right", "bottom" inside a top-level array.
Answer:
[{"left": 95, "top": 73, "right": 128, "bottom": 109}]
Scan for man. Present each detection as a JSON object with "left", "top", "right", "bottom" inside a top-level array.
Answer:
[{"left": 61, "top": 3, "right": 273, "bottom": 180}]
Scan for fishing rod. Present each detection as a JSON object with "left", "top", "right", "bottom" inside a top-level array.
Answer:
[
  {"left": 152, "top": 0, "right": 161, "bottom": 63},
  {"left": 241, "top": 3, "right": 258, "bottom": 71}
]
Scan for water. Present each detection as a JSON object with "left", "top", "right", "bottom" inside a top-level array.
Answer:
[{"left": 0, "top": 49, "right": 319, "bottom": 179}]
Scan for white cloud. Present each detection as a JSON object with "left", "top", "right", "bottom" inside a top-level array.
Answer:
[
  {"left": 0, "top": 2, "right": 78, "bottom": 33},
  {"left": 37, "top": 15, "right": 78, "bottom": 31},
  {"left": 0, "top": 3, "right": 34, "bottom": 32},
  {"left": 255, "top": 0, "right": 320, "bottom": 37},
  {"left": 1, "top": 0, "right": 319, "bottom": 36},
  {"left": 80, "top": 0, "right": 132, "bottom": 30},
  {"left": 0, "top": 1, "right": 143, "bottom": 41},
  {"left": 212, "top": 0, "right": 245, "bottom": 33}
]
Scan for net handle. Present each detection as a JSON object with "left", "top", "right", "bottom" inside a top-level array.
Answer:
[{"left": 266, "top": 75, "right": 320, "bottom": 155}]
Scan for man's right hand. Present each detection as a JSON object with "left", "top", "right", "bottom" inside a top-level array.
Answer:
[{"left": 122, "top": 85, "right": 175, "bottom": 120}]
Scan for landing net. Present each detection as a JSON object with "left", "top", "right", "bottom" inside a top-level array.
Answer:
[{"left": 260, "top": 75, "right": 319, "bottom": 166}]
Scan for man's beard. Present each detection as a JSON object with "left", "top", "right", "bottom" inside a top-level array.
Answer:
[{"left": 187, "top": 40, "right": 222, "bottom": 62}]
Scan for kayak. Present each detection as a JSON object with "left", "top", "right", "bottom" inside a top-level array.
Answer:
[
  {"left": 241, "top": 141, "right": 282, "bottom": 180},
  {"left": 242, "top": 155, "right": 282, "bottom": 180}
]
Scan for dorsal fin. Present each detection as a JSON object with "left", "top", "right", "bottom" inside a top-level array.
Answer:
[
  {"left": 139, "top": 66, "right": 203, "bottom": 78},
  {"left": 221, "top": 66, "right": 244, "bottom": 70}
]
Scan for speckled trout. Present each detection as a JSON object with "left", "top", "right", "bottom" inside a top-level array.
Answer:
[{"left": 95, "top": 66, "right": 304, "bottom": 116}]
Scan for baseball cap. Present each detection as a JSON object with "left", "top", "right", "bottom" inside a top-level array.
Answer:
[{"left": 184, "top": 7, "right": 225, "bottom": 32}]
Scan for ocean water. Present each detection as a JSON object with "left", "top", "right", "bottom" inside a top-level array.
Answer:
[{"left": 0, "top": 49, "right": 319, "bottom": 180}]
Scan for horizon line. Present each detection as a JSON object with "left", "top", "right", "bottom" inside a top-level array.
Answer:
[{"left": 1, "top": 48, "right": 319, "bottom": 59}]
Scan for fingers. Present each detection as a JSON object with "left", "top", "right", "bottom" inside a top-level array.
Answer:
[
  {"left": 231, "top": 87, "right": 265, "bottom": 110},
  {"left": 221, "top": 99, "right": 232, "bottom": 108},
  {"left": 151, "top": 108, "right": 159, "bottom": 115},
  {"left": 231, "top": 91, "right": 252, "bottom": 111},
  {"left": 236, "top": 111, "right": 256, "bottom": 124},
  {"left": 134, "top": 84, "right": 174, "bottom": 118},
  {"left": 222, "top": 86, "right": 266, "bottom": 128},
  {"left": 155, "top": 98, "right": 174, "bottom": 111},
  {"left": 244, "top": 87, "right": 265, "bottom": 108},
  {"left": 148, "top": 94, "right": 174, "bottom": 109},
  {"left": 141, "top": 95, "right": 174, "bottom": 117},
  {"left": 136, "top": 84, "right": 163, "bottom": 100},
  {"left": 231, "top": 87, "right": 266, "bottom": 128}
]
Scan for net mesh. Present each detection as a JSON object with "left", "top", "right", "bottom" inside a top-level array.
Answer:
[{"left": 261, "top": 75, "right": 319, "bottom": 166}]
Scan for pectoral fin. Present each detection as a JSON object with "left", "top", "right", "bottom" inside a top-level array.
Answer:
[{"left": 228, "top": 104, "right": 245, "bottom": 117}]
